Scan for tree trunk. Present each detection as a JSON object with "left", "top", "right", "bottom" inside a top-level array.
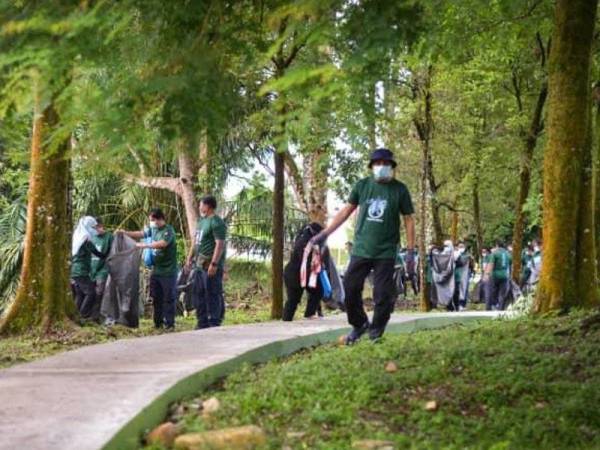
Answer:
[
  {"left": 367, "top": 82, "right": 377, "bottom": 150},
  {"left": 268, "top": 20, "right": 304, "bottom": 319},
  {"left": 271, "top": 150, "right": 285, "bottom": 319},
  {"left": 306, "top": 148, "right": 329, "bottom": 226},
  {"left": 198, "top": 131, "right": 212, "bottom": 195},
  {"left": 283, "top": 148, "right": 329, "bottom": 225},
  {"left": 450, "top": 209, "right": 459, "bottom": 244},
  {"left": 413, "top": 66, "right": 443, "bottom": 245},
  {"left": 283, "top": 152, "right": 309, "bottom": 213},
  {"left": 178, "top": 151, "right": 200, "bottom": 242},
  {"left": 427, "top": 159, "right": 444, "bottom": 245},
  {"left": 419, "top": 136, "right": 431, "bottom": 312},
  {"left": 472, "top": 172, "right": 484, "bottom": 258},
  {"left": 595, "top": 101, "right": 600, "bottom": 275},
  {"left": 511, "top": 83, "right": 548, "bottom": 283},
  {"left": 0, "top": 99, "right": 75, "bottom": 335},
  {"left": 413, "top": 66, "right": 434, "bottom": 311},
  {"left": 575, "top": 105, "right": 598, "bottom": 307},
  {"left": 127, "top": 139, "right": 200, "bottom": 246},
  {"left": 535, "top": 0, "right": 599, "bottom": 313}
]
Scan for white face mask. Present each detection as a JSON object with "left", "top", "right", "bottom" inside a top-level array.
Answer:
[
  {"left": 149, "top": 220, "right": 158, "bottom": 229},
  {"left": 373, "top": 165, "right": 393, "bottom": 181}
]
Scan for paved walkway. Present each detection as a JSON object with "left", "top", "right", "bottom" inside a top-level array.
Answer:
[{"left": 0, "top": 312, "right": 496, "bottom": 450}]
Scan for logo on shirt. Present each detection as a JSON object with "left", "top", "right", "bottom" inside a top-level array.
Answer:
[{"left": 367, "top": 198, "right": 387, "bottom": 222}]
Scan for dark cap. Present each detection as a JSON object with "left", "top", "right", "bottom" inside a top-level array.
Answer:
[{"left": 368, "top": 148, "right": 397, "bottom": 168}]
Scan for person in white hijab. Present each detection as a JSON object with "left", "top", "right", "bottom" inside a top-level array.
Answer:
[
  {"left": 71, "top": 216, "right": 106, "bottom": 321},
  {"left": 72, "top": 216, "right": 98, "bottom": 256}
]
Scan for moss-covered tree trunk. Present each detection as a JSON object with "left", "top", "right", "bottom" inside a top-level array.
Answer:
[
  {"left": 268, "top": 18, "right": 305, "bottom": 319},
  {"left": 418, "top": 143, "right": 431, "bottom": 312},
  {"left": 414, "top": 67, "right": 434, "bottom": 311},
  {"left": 413, "top": 65, "right": 443, "bottom": 246},
  {"left": 595, "top": 101, "right": 600, "bottom": 275},
  {"left": 0, "top": 99, "right": 75, "bottom": 335},
  {"left": 450, "top": 208, "right": 459, "bottom": 244},
  {"left": 305, "top": 148, "right": 329, "bottom": 226},
  {"left": 178, "top": 150, "right": 200, "bottom": 243},
  {"left": 535, "top": 0, "right": 599, "bottom": 313},
  {"left": 271, "top": 149, "right": 285, "bottom": 319},
  {"left": 511, "top": 83, "right": 548, "bottom": 283},
  {"left": 575, "top": 108, "right": 599, "bottom": 307},
  {"left": 472, "top": 166, "right": 484, "bottom": 259}
]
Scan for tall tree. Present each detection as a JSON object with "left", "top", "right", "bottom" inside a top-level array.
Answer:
[
  {"left": 0, "top": 1, "right": 108, "bottom": 333},
  {"left": 0, "top": 92, "right": 74, "bottom": 334},
  {"left": 415, "top": 68, "right": 433, "bottom": 311},
  {"left": 510, "top": 35, "right": 549, "bottom": 283},
  {"left": 535, "top": 0, "right": 599, "bottom": 313}
]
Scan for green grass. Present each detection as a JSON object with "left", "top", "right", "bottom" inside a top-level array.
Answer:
[
  {"left": 0, "top": 260, "right": 274, "bottom": 369},
  {"left": 147, "top": 310, "right": 600, "bottom": 450},
  {"left": 0, "top": 317, "right": 197, "bottom": 369}
]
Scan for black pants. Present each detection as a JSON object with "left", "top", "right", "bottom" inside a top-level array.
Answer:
[
  {"left": 343, "top": 257, "right": 396, "bottom": 334},
  {"left": 486, "top": 277, "right": 510, "bottom": 311},
  {"left": 94, "top": 277, "right": 107, "bottom": 320},
  {"left": 194, "top": 267, "right": 224, "bottom": 328},
  {"left": 72, "top": 276, "right": 97, "bottom": 320},
  {"left": 149, "top": 274, "right": 177, "bottom": 328},
  {"left": 283, "top": 283, "right": 322, "bottom": 321}
]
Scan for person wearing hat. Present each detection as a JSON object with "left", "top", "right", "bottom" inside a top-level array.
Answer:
[{"left": 310, "top": 148, "right": 415, "bottom": 343}]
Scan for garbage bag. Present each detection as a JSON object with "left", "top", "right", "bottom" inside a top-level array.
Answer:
[
  {"left": 324, "top": 258, "right": 345, "bottom": 311},
  {"left": 431, "top": 251, "right": 455, "bottom": 307},
  {"left": 101, "top": 233, "right": 141, "bottom": 328}
]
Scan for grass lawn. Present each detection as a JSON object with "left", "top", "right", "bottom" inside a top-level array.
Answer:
[
  {"left": 146, "top": 310, "right": 600, "bottom": 450},
  {"left": 0, "top": 260, "right": 274, "bottom": 369}
]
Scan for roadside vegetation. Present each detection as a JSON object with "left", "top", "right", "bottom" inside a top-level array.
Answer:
[{"left": 146, "top": 310, "right": 600, "bottom": 450}]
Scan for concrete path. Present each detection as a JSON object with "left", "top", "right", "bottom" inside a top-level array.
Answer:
[{"left": 0, "top": 312, "right": 496, "bottom": 450}]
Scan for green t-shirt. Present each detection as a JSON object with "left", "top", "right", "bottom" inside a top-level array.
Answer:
[
  {"left": 348, "top": 176, "right": 414, "bottom": 259},
  {"left": 71, "top": 240, "right": 97, "bottom": 279},
  {"left": 91, "top": 232, "right": 113, "bottom": 280},
  {"left": 491, "top": 248, "right": 512, "bottom": 280},
  {"left": 145, "top": 224, "right": 177, "bottom": 276},
  {"left": 195, "top": 215, "right": 227, "bottom": 266}
]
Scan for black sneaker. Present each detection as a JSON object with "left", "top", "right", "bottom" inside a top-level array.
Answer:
[
  {"left": 344, "top": 321, "right": 369, "bottom": 345},
  {"left": 368, "top": 326, "right": 385, "bottom": 342}
]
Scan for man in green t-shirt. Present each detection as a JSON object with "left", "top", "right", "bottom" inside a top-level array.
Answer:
[
  {"left": 119, "top": 208, "right": 178, "bottom": 329},
  {"left": 310, "top": 148, "right": 416, "bottom": 343},
  {"left": 484, "top": 240, "right": 512, "bottom": 310},
  {"left": 91, "top": 217, "right": 113, "bottom": 316},
  {"left": 186, "top": 195, "right": 227, "bottom": 328}
]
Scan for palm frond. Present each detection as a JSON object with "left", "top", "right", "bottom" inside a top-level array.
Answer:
[{"left": 0, "top": 201, "right": 26, "bottom": 312}]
